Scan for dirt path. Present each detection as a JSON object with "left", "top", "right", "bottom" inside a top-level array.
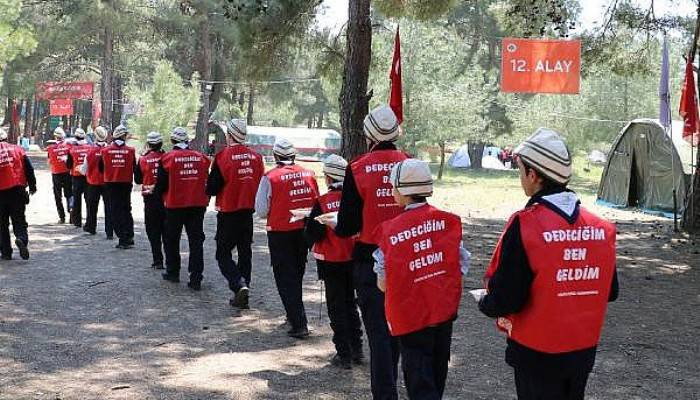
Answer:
[{"left": 1, "top": 157, "right": 698, "bottom": 399}]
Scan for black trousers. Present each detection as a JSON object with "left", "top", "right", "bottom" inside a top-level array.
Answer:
[
  {"left": 319, "top": 260, "right": 363, "bottom": 359},
  {"left": 105, "top": 183, "right": 134, "bottom": 244},
  {"left": 144, "top": 194, "right": 166, "bottom": 265},
  {"left": 399, "top": 321, "right": 453, "bottom": 400},
  {"left": 267, "top": 230, "right": 308, "bottom": 331},
  {"left": 164, "top": 207, "right": 206, "bottom": 283},
  {"left": 51, "top": 173, "right": 71, "bottom": 220},
  {"left": 514, "top": 368, "right": 590, "bottom": 400},
  {"left": 84, "top": 184, "right": 113, "bottom": 236},
  {"left": 70, "top": 175, "right": 87, "bottom": 227},
  {"left": 0, "top": 187, "right": 28, "bottom": 257},
  {"left": 355, "top": 257, "right": 400, "bottom": 400},
  {"left": 215, "top": 210, "right": 254, "bottom": 292}
]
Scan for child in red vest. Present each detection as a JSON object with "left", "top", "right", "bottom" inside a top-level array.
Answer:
[
  {"left": 374, "top": 158, "right": 470, "bottom": 400},
  {"left": 305, "top": 154, "right": 363, "bottom": 369}
]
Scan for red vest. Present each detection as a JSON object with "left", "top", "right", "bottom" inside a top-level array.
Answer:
[
  {"left": 84, "top": 145, "right": 105, "bottom": 185},
  {"left": 378, "top": 204, "right": 463, "bottom": 336},
  {"left": 160, "top": 149, "right": 211, "bottom": 208},
  {"left": 69, "top": 143, "right": 92, "bottom": 177},
  {"left": 350, "top": 150, "right": 408, "bottom": 244},
  {"left": 485, "top": 205, "right": 616, "bottom": 353},
  {"left": 102, "top": 143, "right": 136, "bottom": 183},
  {"left": 138, "top": 150, "right": 164, "bottom": 195},
  {"left": 266, "top": 164, "right": 319, "bottom": 232},
  {"left": 312, "top": 189, "right": 355, "bottom": 262},
  {"left": 0, "top": 142, "right": 27, "bottom": 190},
  {"left": 214, "top": 144, "right": 264, "bottom": 212},
  {"left": 47, "top": 141, "right": 70, "bottom": 174}
]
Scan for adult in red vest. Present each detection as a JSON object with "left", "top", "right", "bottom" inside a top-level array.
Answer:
[
  {"left": 305, "top": 154, "right": 362, "bottom": 369},
  {"left": 374, "top": 159, "right": 469, "bottom": 400},
  {"left": 155, "top": 127, "right": 211, "bottom": 291},
  {"left": 255, "top": 138, "right": 319, "bottom": 338},
  {"left": 66, "top": 128, "right": 91, "bottom": 228},
  {"left": 135, "top": 131, "right": 167, "bottom": 269},
  {"left": 82, "top": 126, "right": 113, "bottom": 238},
  {"left": 99, "top": 124, "right": 137, "bottom": 249},
  {"left": 206, "top": 119, "right": 263, "bottom": 308},
  {"left": 334, "top": 105, "right": 408, "bottom": 399},
  {"left": 478, "top": 128, "right": 619, "bottom": 400},
  {"left": 47, "top": 127, "right": 72, "bottom": 224},
  {"left": 0, "top": 127, "right": 36, "bottom": 260}
]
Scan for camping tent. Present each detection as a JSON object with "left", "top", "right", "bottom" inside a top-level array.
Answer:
[
  {"left": 448, "top": 145, "right": 471, "bottom": 169},
  {"left": 597, "top": 119, "right": 693, "bottom": 214}
]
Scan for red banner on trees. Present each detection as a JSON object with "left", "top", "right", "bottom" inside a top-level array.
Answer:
[
  {"left": 36, "top": 82, "right": 94, "bottom": 100},
  {"left": 49, "top": 99, "right": 74, "bottom": 116},
  {"left": 500, "top": 38, "right": 581, "bottom": 94}
]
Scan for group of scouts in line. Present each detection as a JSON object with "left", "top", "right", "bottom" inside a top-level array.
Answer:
[{"left": 2, "top": 103, "right": 620, "bottom": 400}]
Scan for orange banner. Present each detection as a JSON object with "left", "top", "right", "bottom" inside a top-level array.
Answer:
[{"left": 500, "top": 38, "right": 581, "bottom": 94}]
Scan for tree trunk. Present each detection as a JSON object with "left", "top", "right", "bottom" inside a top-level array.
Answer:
[
  {"left": 24, "top": 98, "right": 34, "bottom": 138},
  {"left": 317, "top": 112, "right": 324, "bottom": 128},
  {"left": 100, "top": 13, "right": 114, "bottom": 129},
  {"left": 339, "top": 0, "right": 372, "bottom": 159},
  {"left": 112, "top": 74, "right": 123, "bottom": 128},
  {"left": 208, "top": 36, "right": 227, "bottom": 116},
  {"left": 437, "top": 141, "right": 446, "bottom": 180},
  {"left": 682, "top": 1, "right": 700, "bottom": 233},
  {"left": 467, "top": 140, "right": 485, "bottom": 169},
  {"left": 193, "top": 16, "right": 212, "bottom": 152},
  {"left": 246, "top": 83, "right": 255, "bottom": 125}
]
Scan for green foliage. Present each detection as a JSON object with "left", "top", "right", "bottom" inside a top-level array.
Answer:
[
  {"left": 125, "top": 61, "right": 201, "bottom": 139},
  {"left": 0, "top": 0, "right": 37, "bottom": 70},
  {"left": 373, "top": 0, "right": 458, "bottom": 20}
]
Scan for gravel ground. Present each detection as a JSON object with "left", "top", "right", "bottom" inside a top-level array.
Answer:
[{"left": 0, "top": 154, "right": 698, "bottom": 399}]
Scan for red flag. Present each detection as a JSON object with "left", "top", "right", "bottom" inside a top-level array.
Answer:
[
  {"left": 680, "top": 59, "right": 699, "bottom": 145},
  {"left": 389, "top": 26, "right": 403, "bottom": 124}
]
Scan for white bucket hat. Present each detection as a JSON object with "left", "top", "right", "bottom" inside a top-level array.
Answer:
[
  {"left": 112, "top": 124, "right": 129, "bottom": 140},
  {"left": 227, "top": 119, "right": 247, "bottom": 143},
  {"left": 390, "top": 158, "right": 433, "bottom": 197},
  {"left": 364, "top": 105, "right": 400, "bottom": 143},
  {"left": 146, "top": 131, "right": 163, "bottom": 144},
  {"left": 74, "top": 128, "right": 86, "bottom": 139},
  {"left": 94, "top": 126, "right": 108, "bottom": 142},
  {"left": 170, "top": 127, "right": 189, "bottom": 143},
  {"left": 514, "top": 128, "right": 572, "bottom": 185},
  {"left": 54, "top": 127, "right": 66, "bottom": 139},
  {"left": 323, "top": 154, "right": 348, "bottom": 182},
  {"left": 273, "top": 137, "right": 296, "bottom": 158}
]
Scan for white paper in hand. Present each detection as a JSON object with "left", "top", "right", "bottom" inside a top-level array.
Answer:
[
  {"left": 289, "top": 208, "right": 312, "bottom": 223},
  {"left": 469, "top": 289, "right": 488, "bottom": 302},
  {"left": 314, "top": 212, "right": 338, "bottom": 226}
]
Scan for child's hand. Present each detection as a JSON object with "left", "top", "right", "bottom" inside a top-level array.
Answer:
[{"left": 377, "top": 278, "right": 386, "bottom": 292}]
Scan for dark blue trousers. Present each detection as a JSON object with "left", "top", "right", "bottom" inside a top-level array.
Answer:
[
  {"left": 268, "top": 230, "right": 308, "bottom": 331},
  {"left": 399, "top": 321, "right": 453, "bottom": 400},
  {"left": 354, "top": 257, "right": 400, "bottom": 400}
]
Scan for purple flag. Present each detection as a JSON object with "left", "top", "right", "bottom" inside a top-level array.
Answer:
[{"left": 659, "top": 35, "right": 671, "bottom": 129}]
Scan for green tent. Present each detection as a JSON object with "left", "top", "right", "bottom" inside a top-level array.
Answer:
[{"left": 597, "top": 119, "right": 693, "bottom": 214}]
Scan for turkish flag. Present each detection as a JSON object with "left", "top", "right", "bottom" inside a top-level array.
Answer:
[
  {"left": 389, "top": 26, "right": 403, "bottom": 124},
  {"left": 679, "top": 59, "right": 699, "bottom": 145}
]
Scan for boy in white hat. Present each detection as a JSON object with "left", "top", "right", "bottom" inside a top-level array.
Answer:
[
  {"left": 135, "top": 131, "right": 167, "bottom": 269},
  {"left": 47, "top": 126, "right": 72, "bottom": 223},
  {"left": 478, "top": 128, "right": 619, "bottom": 400},
  {"left": 66, "top": 128, "right": 91, "bottom": 227},
  {"left": 373, "top": 158, "right": 469, "bottom": 400},
  {"left": 255, "top": 137, "right": 319, "bottom": 338},
  {"left": 155, "top": 127, "right": 210, "bottom": 290},
  {"left": 82, "top": 126, "right": 113, "bottom": 238},
  {"left": 207, "top": 119, "right": 264, "bottom": 308},
  {"left": 305, "top": 154, "right": 362, "bottom": 369},
  {"left": 333, "top": 104, "right": 408, "bottom": 397}
]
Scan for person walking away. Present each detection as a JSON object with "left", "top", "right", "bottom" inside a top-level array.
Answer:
[
  {"left": 155, "top": 127, "right": 210, "bottom": 290},
  {"left": 206, "top": 119, "right": 263, "bottom": 308},
  {"left": 135, "top": 132, "right": 167, "bottom": 269},
  {"left": 333, "top": 105, "right": 408, "bottom": 399},
  {"left": 66, "top": 128, "right": 91, "bottom": 227},
  {"left": 100, "top": 124, "right": 137, "bottom": 249},
  {"left": 82, "top": 126, "right": 113, "bottom": 237},
  {"left": 0, "top": 127, "right": 36, "bottom": 260},
  {"left": 254, "top": 138, "right": 319, "bottom": 338},
  {"left": 478, "top": 128, "right": 619, "bottom": 400},
  {"left": 47, "top": 127, "right": 71, "bottom": 224},
  {"left": 374, "top": 159, "right": 469, "bottom": 400},
  {"left": 305, "top": 154, "right": 362, "bottom": 369}
]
